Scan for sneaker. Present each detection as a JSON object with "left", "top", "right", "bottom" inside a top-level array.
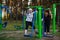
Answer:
[
  {"left": 44, "top": 32, "right": 46, "bottom": 34},
  {"left": 35, "top": 31, "right": 39, "bottom": 34},
  {"left": 47, "top": 32, "right": 50, "bottom": 35}
]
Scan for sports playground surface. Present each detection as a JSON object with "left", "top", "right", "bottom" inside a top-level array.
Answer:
[
  {"left": 0, "top": 31, "right": 60, "bottom": 40},
  {"left": 0, "top": 21, "right": 60, "bottom": 40}
]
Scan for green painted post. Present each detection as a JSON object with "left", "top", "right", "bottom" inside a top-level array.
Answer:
[
  {"left": 24, "top": 15, "right": 26, "bottom": 29},
  {"left": 35, "top": 10, "right": 38, "bottom": 28},
  {"left": 37, "top": 6, "right": 42, "bottom": 39},
  {"left": 52, "top": 4, "right": 56, "bottom": 34},
  {"left": 0, "top": 3, "right": 2, "bottom": 30}
]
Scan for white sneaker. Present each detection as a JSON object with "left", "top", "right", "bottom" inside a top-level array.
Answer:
[
  {"left": 44, "top": 32, "right": 46, "bottom": 35},
  {"left": 47, "top": 32, "right": 50, "bottom": 35},
  {"left": 24, "top": 30, "right": 28, "bottom": 35}
]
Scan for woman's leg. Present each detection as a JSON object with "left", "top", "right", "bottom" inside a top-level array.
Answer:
[
  {"left": 24, "top": 21, "right": 29, "bottom": 35},
  {"left": 44, "top": 23, "right": 47, "bottom": 32},
  {"left": 30, "top": 22, "right": 37, "bottom": 34},
  {"left": 44, "top": 23, "right": 47, "bottom": 34},
  {"left": 46, "top": 23, "right": 50, "bottom": 34}
]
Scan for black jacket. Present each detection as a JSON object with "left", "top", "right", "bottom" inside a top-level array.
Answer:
[{"left": 44, "top": 14, "right": 51, "bottom": 24}]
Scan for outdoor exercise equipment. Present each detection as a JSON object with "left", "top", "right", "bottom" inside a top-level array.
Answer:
[
  {"left": 52, "top": 3, "right": 56, "bottom": 34},
  {"left": 22, "top": 10, "right": 26, "bottom": 30},
  {"left": 3, "top": 21, "right": 8, "bottom": 28},
  {"left": 42, "top": 3, "right": 56, "bottom": 37},
  {"left": 24, "top": 3, "right": 56, "bottom": 39},
  {"left": 14, "top": 7, "right": 25, "bottom": 30},
  {"left": 0, "top": 3, "right": 2, "bottom": 30},
  {"left": 2, "top": 5, "right": 8, "bottom": 28},
  {"left": 37, "top": 6, "right": 43, "bottom": 39},
  {"left": 14, "top": 7, "right": 19, "bottom": 30},
  {"left": 0, "top": 3, "right": 56, "bottom": 39},
  {"left": 0, "top": 4, "right": 8, "bottom": 29},
  {"left": 8, "top": 6, "right": 20, "bottom": 30}
]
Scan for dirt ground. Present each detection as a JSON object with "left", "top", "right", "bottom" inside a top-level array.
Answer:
[{"left": 0, "top": 31, "right": 60, "bottom": 40}]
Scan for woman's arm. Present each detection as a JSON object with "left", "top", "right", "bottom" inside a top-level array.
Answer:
[{"left": 49, "top": 10, "right": 52, "bottom": 19}]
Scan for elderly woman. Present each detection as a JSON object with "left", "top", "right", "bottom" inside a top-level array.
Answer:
[{"left": 24, "top": 8, "right": 37, "bottom": 35}]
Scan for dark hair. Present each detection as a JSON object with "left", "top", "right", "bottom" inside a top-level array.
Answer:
[
  {"left": 45, "top": 10, "right": 50, "bottom": 15},
  {"left": 45, "top": 10, "right": 49, "bottom": 13}
]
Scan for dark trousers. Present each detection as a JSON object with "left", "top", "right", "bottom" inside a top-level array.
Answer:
[
  {"left": 44, "top": 22, "right": 50, "bottom": 32},
  {"left": 25, "top": 21, "right": 35, "bottom": 30}
]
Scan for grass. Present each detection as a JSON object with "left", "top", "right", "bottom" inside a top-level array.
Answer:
[
  {"left": 0, "top": 37, "right": 16, "bottom": 40},
  {"left": 0, "top": 20, "right": 59, "bottom": 40},
  {"left": 56, "top": 32, "right": 60, "bottom": 37},
  {"left": 2, "top": 20, "right": 23, "bottom": 31}
]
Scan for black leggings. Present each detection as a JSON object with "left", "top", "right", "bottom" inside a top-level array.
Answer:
[
  {"left": 25, "top": 21, "right": 35, "bottom": 30},
  {"left": 44, "top": 23, "right": 50, "bottom": 32}
]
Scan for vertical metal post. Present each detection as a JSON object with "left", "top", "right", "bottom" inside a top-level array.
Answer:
[
  {"left": 0, "top": 3, "right": 2, "bottom": 30},
  {"left": 37, "top": 6, "right": 42, "bottom": 39},
  {"left": 52, "top": 3, "right": 56, "bottom": 34}
]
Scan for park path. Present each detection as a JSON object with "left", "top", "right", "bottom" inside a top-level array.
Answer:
[{"left": 0, "top": 31, "right": 60, "bottom": 40}]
